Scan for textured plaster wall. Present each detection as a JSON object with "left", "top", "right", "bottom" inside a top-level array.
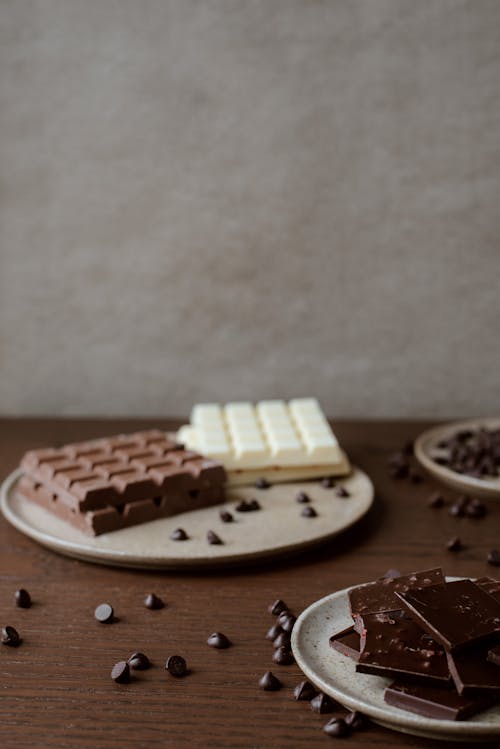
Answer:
[{"left": 1, "top": 0, "right": 499, "bottom": 418}]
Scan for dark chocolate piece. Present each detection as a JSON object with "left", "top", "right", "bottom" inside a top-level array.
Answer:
[
  {"left": 310, "top": 693, "right": 335, "bottom": 713},
  {"left": 255, "top": 477, "right": 271, "bottom": 489},
  {"left": 335, "top": 485, "right": 350, "bottom": 498},
  {"left": 488, "top": 645, "right": 500, "bottom": 666},
  {"left": 321, "top": 476, "right": 336, "bottom": 488},
  {"left": 170, "top": 527, "right": 188, "bottom": 541},
  {"left": 348, "top": 568, "right": 445, "bottom": 617},
  {"left": 259, "top": 671, "right": 281, "bottom": 691},
  {"left": 219, "top": 510, "right": 233, "bottom": 523},
  {"left": 165, "top": 655, "right": 187, "bottom": 677},
  {"left": 272, "top": 646, "right": 294, "bottom": 665},
  {"left": 301, "top": 505, "right": 317, "bottom": 518},
  {"left": 273, "top": 631, "right": 291, "bottom": 650},
  {"left": 465, "top": 498, "right": 487, "bottom": 518},
  {"left": 475, "top": 577, "right": 500, "bottom": 602},
  {"left": 266, "top": 624, "right": 283, "bottom": 641},
  {"left": 356, "top": 610, "right": 450, "bottom": 685},
  {"left": 396, "top": 580, "right": 500, "bottom": 652},
  {"left": 111, "top": 661, "right": 130, "bottom": 684},
  {"left": 446, "top": 536, "right": 464, "bottom": 552},
  {"left": 15, "top": 589, "right": 31, "bottom": 608},
  {"left": 323, "top": 718, "right": 350, "bottom": 737},
  {"left": 295, "top": 491, "right": 310, "bottom": 504},
  {"left": 384, "top": 681, "right": 497, "bottom": 721},
  {"left": 127, "top": 652, "right": 150, "bottom": 670},
  {"left": 277, "top": 613, "right": 296, "bottom": 633},
  {"left": 207, "top": 632, "right": 231, "bottom": 649},
  {"left": 293, "top": 680, "right": 318, "bottom": 701},
  {"left": 144, "top": 593, "right": 164, "bottom": 610},
  {"left": 344, "top": 711, "right": 370, "bottom": 730},
  {"left": 329, "top": 627, "right": 360, "bottom": 662},
  {"left": 488, "top": 550, "right": 500, "bottom": 567},
  {"left": 1, "top": 625, "right": 21, "bottom": 647},
  {"left": 431, "top": 426, "right": 500, "bottom": 479},
  {"left": 268, "top": 599, "right": 288, "bottom": 616},
  {"left": 235, "top": 498, "right": 260, "bottom": 512},
  {"left": 207, "top": 530, "right": 223, "bottom": 545},
  {"left": 447, "top": 645, "right": 500, "bottom": 693},
  {"left": 427, "top": 493, "right": 445, "bottom": 508},
  {"left": 94, "top": 603, "right": 114, "bottom": 623}
]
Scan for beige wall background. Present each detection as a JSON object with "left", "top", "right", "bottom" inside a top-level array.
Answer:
[{"left": 1, "top": 0, "right": 499, "bottom": 419}]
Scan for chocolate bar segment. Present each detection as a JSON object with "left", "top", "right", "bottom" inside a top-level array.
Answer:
[
  {"left": 396, "top": 580, "right": 500, "bottom": 652},
  {"left": 446, "top": 646, "right": 500, "bottom": 694},
  {"left": 348, "top": 568, "right": 445, "bottom": 618},
  {"left": 329, "top": 627, "right": 360, "bottom": 662},
  {"left": 384, "top": 681, "right": 497, "bottom": 721}
]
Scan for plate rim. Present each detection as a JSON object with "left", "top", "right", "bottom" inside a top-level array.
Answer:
[
  {"left": 291, "top": 580, "right": 500, "bottom": 741},
  {"left": 0, "top": 467, "right": 374, "bottom": 570},
  {"left": 414, "top": 418, "right": 500, "bottom": 499}
]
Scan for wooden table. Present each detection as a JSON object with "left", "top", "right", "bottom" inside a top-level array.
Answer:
[{"left": 0, "top": 418, "right": 497, "bottom": 749}]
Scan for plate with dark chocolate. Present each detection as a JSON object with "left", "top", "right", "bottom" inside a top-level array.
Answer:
[
  {"left": 1, "top": 435, "right": 374, "bottom": 569},
  {"left": 414, "top": 418, "right": 500, "bottom": 499},
  {"left": 291, "top": 572, "right": 500, "bottom": 742}
]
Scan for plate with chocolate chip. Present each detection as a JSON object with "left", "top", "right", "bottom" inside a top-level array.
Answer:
[
  {"left": 0, "top": 421, "right": 374, "bottom": 569},
  {"left": 415, "top": 418, "right": 500, "bottom": 499},
  {"left": 291, "top": 569, "right": 500, "bottom": 742}
]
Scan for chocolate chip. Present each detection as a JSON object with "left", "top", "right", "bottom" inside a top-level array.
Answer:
[
  {"left": 207, "top": 632, "right": 231, "bottom": 649},
  {"left": 321, "top": 476, "right": 336, "bottom": 488},
  {"left": 427, "top": 493, "right": 445, "bottom": 508},
  {"left": 207, "top": 530, "right": 223, "bottom": 545},
  {"left": 449, "top": 502, "right": 466, "bottom": 517},
  {"left": 323, "top": 717, "right": 350, "bottom": 737},
  {"left": 296, "top": 491, "right": 310, "bottom": 504},
  {"left": 170, "top": 528, "right": 188, "bottom": 541},
  {"left": 487, "top": 549, "right": 500, "bottom": 566},
  {"left": 278, "top": 613, "right": 296, "bottom": 633},
  {"left": 272, "top": 645, "right": 294, "bottom": 665},
  {"left": 219, "top": 510, "right": 233, "bottom": 523},
  {"left": 127, "top": 652, "right": 150, "bottom": 670},
  {"left": 255, "top": 477, "right": 271, "bottom": 489},
  {"left": 310, "top": 692, "right": 335, "bottom": 714},
  {"left": 235, "top": 499, "right": 261, "bottom": 512},
  {"left": 94, "top": 603, "right": 114, "bottom": 623},
  {"left": 345, "top": 710, "right": 370, "bottom": 730},
  {"left": 111, "top": 661, "right": 130, "bottom": 683},
  {"left": 1, "top": 625, "right": 20, "bottom": 647},
  {"left": 266, "top": 624, "right": 283, "bottom": 641},
  {"left": 293, "top": 680, "right": 318, "bottom": 701},
  {"left": 273, "top": 631, "right": 291, "bottom": 649},
  {"left": 301, "top": 506, "right": 317, "bottom": 518},
  {"left": 446, "top": 536, "right": 464, "bottom": 552},
  {"left": 465, "top": 498, "right": 487, "bottom": 518},
  {"left": 259, "top": 671, "right": 281, "bottom": 691},
  {"left": 268, "top": 599, "right": 288, "bottom": 616},
  {"left": 144, "top": 593, "right": 164, "bottom": 610},
  {"left": 165, "top": 655, "right": 187, "bottom": 677},
  {"left": 15, "top": 589, "right": 31, "bottom": 608},
  {"left": 335, "top": 486, "right": 350, "bottom": 498}
]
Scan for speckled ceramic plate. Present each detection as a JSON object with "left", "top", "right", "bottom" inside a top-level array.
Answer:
[
  {"left": 0, "top": 467, "right": 373, "bottom": 570},
  {"left": 291, "top": 580, "right": 500, "bottom": 742},
  {"left": 415, "top": 418, "right": 500, "bottom": 499}
]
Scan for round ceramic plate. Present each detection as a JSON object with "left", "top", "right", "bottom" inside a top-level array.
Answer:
[
  {"left": 291, "top": 581, "right": 500, "bottom": 743},
  {"left": 0, "top": 467, "right": 373, "bottom": 570},
  {"left": 414, "top": 418, "right": 500, "bottom": 499}
]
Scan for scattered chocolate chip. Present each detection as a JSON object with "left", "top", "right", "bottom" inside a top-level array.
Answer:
[
  {"left": 207, "top": 632, "right": 231, "bottom": 649},
  {"left": 449, "top": 501, "right": 466, "bottom": 517},
  {"left": 272, "top": 645, "right": 294, "bottom": 665},
  {"left": 345, "top": 710, "right": 370, "bottom": 730},
  {"left": 323, "top": 717, "right": 351, "bottom": 737},
  {"left": 127, "top": 652, "right": 150, "bottom": 670},
  {"left": 219, "top": 510, "right": 234, "bottom": 523},
  {"left": 268, "top": 599, "right": 288, "bottom": 616},
  {"left": 465, "top": 498, "right": 487, "bottom": 518},
  {"left": 111, "top": 661, "right": 130, "bottom": 683},
  {"left": 321, "top": 476, "right": 336, "bottom": 488},
  {"left": 427, "top": 493, "right": 445, "bottom": 508},
  {"left": 273, "top": 631, "right": 291, "bottom": 649},
  {"left": 278, "top": 613, "right": 296, "bottom": 633},
  {"left": 293, "top": 680, "right": 318, "bottom": 701},
  {"left": 94, "top": 603, "right": 114, "bottom": 623},
  {"left": 335, "top": 486, "right": 350, "bottom": 498},
  {"left": 207, "top": 530, "right": 223, "bottom": 545},
  {"left": 259, "top": 671, "right": 281, "bottom": 691},
  {"left": 15, "top": 589, "right": 31, "bottom": 608},
  {"left": 310, "top": 692, "right": 335, "bottom": 714},
  {"left": 165, "top": 655, "right": 187, "bottom": 677},
  {"left": 255, "top": 477, "right": 271, "bottom": 489},
  {"left": 409, "top": 471, "right": 423, "bottom": 484},
  {"left": 235, "top": 499, "right": 261, "bottom": 512},
  {"left": 301, "top": 505, "right": 317, "bottom": 518},
  {"left": 487, "top": 549, "right": 500, "bottom": 567},
  {"left": 144, "top": 593, "right": 164, "bottom": 610},
  {"left": 266, "top": 624, "right": 283, "bottom": 641},
  {"left": 296, "top": 491, "right": 310, "bottom": 503},
  {"left": 1, "top": 625, "right": 20, "bottom": 647},
  {"left": 446, "top": 536, "right": 464, "bottom": 552},
  {"left": 170, "top": 528, "right": 188, "bottom": 541}
]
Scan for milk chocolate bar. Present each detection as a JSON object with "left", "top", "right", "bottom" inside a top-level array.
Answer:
[
  {"left": 177, "top": 399, "right": 350, "bottom": 485},
  {"left": 384, "top": 681, "right": 497, "bottom": 721},
  {"left": 18, "top": 430, "right": 226, "bottom": 535}
]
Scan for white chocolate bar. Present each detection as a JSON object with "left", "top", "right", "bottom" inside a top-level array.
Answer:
[{"left": 176, "top": 398, "right": 350, "bottom": 485}]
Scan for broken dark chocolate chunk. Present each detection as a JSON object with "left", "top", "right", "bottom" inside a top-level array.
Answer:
[{"left": 384, "top": 681, "right": 497, "bottom": 721}]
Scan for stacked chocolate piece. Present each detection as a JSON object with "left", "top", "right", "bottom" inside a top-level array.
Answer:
[
  {"left": 17, "top": 430, "right": 226, "bottom": 535},
  {"left": 330, "top": 569, "right": 500, "bottom": 720}
]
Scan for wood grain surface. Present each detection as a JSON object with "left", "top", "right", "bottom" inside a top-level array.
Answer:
[{"left": 0, "top": 418, "right": 498, "bottom": 749}]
